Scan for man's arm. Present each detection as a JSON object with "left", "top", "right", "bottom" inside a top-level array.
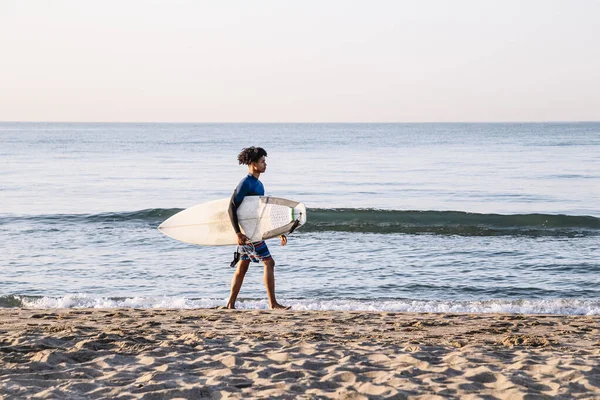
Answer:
[
  {"left": 228, "top": 180, "right": 250, "bottom": 244},
  {"left": 228, "top": 190, "right": 242, "bottom": 234}
]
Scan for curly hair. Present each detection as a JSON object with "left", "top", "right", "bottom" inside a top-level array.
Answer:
[{"left": 237, "top": 146, "right": 267, "bottom": 165}]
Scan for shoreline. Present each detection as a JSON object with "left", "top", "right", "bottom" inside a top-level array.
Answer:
[
  {"left": 6, "top": 294, "right": 600, "bottom": 315},
  {"left": 1, "top": 309, "right": 599, "bottom": 398}
]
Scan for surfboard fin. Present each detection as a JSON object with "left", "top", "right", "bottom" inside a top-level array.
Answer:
[{"left": 288, "top": 217, "right": 302, "bottom": 235}]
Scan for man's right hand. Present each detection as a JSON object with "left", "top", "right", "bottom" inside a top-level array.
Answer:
[{"left": 236, "top": 232, "right": 249, "bottom": 245}]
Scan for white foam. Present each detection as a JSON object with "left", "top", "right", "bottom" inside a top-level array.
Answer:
[{"left": 17, "top": 294, "right": 600, "bottom": 315}]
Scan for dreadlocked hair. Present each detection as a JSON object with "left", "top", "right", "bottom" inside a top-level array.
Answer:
[{"left": 237, "top": 147, "right": 267, "bottom": 165}]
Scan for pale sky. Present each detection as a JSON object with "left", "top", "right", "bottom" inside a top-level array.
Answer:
[{"left": 1, "top": 0, "right": 599, "bottom": 122}]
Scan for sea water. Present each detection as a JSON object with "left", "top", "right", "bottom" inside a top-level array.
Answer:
[{"left": 1, "top": 122, "right": 599, "bottom": 314}]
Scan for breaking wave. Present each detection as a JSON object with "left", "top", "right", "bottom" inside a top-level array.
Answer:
[
  {"left": 2, "top": 294, "right": 598, "bottom": 315},
  {"left": 3, "top": 208, "right": 600, "bottom": 237}
]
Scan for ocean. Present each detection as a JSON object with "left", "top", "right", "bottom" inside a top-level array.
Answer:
[{"left": 1, "top": 122, "right": 599, "bottom": 314}]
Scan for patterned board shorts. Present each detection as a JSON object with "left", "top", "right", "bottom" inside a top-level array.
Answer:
[{"left": 239, "top": 240, "right": 272, "bottom": 263}]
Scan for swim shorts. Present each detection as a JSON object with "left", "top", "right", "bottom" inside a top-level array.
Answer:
[{"left": 239, "top": 240, "right": 271, "bottom": 263}]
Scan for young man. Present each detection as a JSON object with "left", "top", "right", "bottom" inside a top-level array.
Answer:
[{"left": 226, "top": 147, "right": 289, "bottom": 310}]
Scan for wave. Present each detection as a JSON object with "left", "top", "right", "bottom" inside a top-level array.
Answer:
[
  {"left": 2, "top": 294, "right": 598, "bottom": 315},
  {"left": 307, "top": 209, "right": 600, "bottom": 236},
  {"left": 3, "top": 208, "right": 600, "bottom": 237},
  {"left": 0, "top": 209, "right": 181, "bottom": 224}
]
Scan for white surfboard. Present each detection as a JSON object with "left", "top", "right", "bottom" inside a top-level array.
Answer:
[{"left": 158, "top": 196, "right": 307, "bottom": 246}]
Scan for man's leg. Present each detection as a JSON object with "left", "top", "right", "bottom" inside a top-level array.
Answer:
[
  {"left": 226, "top": 259, "right": 250, "bottom": 309},
  {"left": 263, "top": 258, "right": 289, "bottom": 310}
]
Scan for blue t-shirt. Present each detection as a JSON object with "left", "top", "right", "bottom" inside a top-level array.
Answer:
[
  {"left": 229, "top": 174, "right": 264, "bottom": 233},
  {"left": 232, "top": 174, "right": 264, "bottom": 206}
]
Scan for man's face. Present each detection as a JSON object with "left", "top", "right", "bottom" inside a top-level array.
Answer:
[{"left": 253, "top": 156, "right": 267, "bottom": 173}]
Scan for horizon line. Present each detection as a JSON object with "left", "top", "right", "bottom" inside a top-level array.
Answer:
[{"left": 1, "top": 120, "right": 599, "bottom": 124}]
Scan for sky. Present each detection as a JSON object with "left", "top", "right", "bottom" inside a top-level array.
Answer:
[{"left": 1, "top": 0, "right": 599, "bottom": 122}]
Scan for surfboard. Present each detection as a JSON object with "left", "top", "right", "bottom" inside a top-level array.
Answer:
[{"left": 158, "top": 196, "right": 307, "bottom": 246}]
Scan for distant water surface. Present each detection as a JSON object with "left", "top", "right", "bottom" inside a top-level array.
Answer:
[{"left": 1, "top": 122, "right": 599, "bottom": 314}]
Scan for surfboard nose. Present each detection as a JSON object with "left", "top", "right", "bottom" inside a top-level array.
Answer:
[{"left": 157, "top": 219, "right": 169, "bottom": 233}]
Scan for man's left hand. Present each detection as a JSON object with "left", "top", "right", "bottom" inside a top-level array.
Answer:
[{"left": 279, "top": 235, "right": 287, "bottom": 246}]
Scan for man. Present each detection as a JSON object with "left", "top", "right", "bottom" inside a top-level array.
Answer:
[{"left": 226, "top": 146, "right": 289, "bottom": 310}]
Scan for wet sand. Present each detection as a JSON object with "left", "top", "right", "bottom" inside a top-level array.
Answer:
[{"left": 1, "top": 309, "right": 599, "bottom": 399}]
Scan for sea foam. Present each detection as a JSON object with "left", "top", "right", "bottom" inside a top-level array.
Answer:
[{"left": 10, "top": 294, "right": 600, "bottom": 315}]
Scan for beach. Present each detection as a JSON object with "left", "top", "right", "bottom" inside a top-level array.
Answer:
[
  {"left": 1, "top": 309, "right": 599, "bottom": 399},
  {"left": 2, "top": 123, "right": 599, "bottom": 398}
]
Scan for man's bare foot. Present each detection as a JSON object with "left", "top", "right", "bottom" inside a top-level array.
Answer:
[
  {"left": 225, "top": 304, "right": 235, "bottom": 309},
  {"left": 270, "top": 303, "right": 291, "bottom": 310}
]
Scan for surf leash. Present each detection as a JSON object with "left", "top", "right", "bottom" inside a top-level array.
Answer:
[{"left": 230, "top": 242, "right": 257, "bottom": 268}]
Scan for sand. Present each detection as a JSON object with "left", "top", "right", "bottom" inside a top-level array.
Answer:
[{"left": 0, "top": 309, "right": 599, "bottom": 399}]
